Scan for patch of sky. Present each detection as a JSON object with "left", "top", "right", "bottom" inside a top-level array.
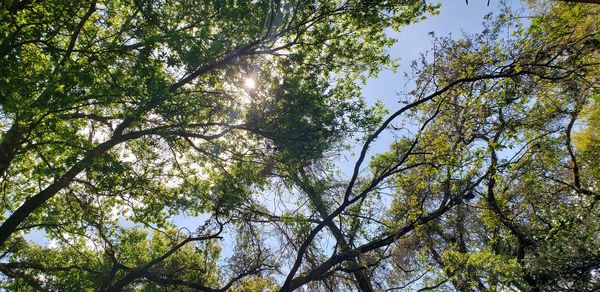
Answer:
[{"left": 339, "top": 0, "right": 526, "bottom": 177}]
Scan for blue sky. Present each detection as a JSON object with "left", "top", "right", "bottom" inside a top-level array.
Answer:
[
  {"left": 364, "top": 0, "right": 514, "bottom": 106},
  {"left": 339, "top": 0, "right": 522, "bottom": 172}
]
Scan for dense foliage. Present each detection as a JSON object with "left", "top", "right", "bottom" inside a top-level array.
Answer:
[{"left": 0, "top": 0, "right": 598, "bottom": 291}]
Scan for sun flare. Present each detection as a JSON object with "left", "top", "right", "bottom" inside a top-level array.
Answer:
[{"left": 244, "top": 78, "right": 256, "bottom": 89}]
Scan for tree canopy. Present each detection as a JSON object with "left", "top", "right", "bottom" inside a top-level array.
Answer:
[{"left": 0, "top": 0, "right": 599, "bottom": 291}]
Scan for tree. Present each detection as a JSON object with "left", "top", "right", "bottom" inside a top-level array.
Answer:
[
  {"left": 276, "top": 1, "right": 599, "bottom": 291},
  {"left": 0, "top": 0, "right": 437, "bottom": 290},
  {"left": 353, "top": 2, "right": 600, "bottom": 291},
  {"left": 1, "top": 0, "right": 599, "bottom": 291}
]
